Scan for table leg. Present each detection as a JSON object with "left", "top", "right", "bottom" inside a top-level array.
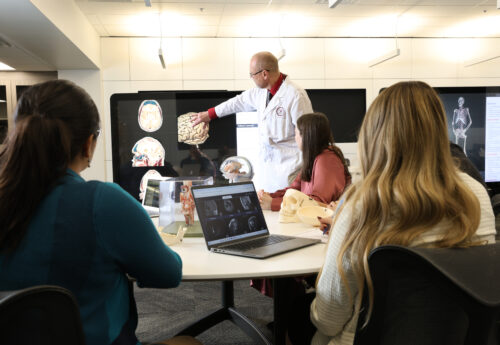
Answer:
[
  {"left": 175, "top": 280, "right": 271, "bottom": 345},
  {"left": 272, "top": 278, "right": 288, "bottom": 345}
]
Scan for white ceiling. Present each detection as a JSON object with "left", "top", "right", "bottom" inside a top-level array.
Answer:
[
  {"left": 0, "top": 0, "right": 499, "bottom": 72},
  {"left": 75, "top": 0, "right": 500, "bottom": 38}
]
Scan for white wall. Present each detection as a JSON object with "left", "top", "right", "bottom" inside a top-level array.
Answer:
[{"left": 100, "top": 36, "right": 500, "bottom": 182}]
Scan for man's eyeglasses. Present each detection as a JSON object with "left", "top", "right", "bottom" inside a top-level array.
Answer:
[
  {"left": 249, "top": 69, "right": 268, "bottom": 78},
  {"left": 94, "top": 128, "right": 102, "bottom": 139}
]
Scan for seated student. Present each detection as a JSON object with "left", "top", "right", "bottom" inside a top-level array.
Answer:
[
  {"left": 0, "top": 80, "right": 199, "bottom": 345},
  {"left": 287, "top": 81, "right": 496, "bottom": 345},
  {"left": 258, "top": 112, "right": 351, "bottom": 210}
]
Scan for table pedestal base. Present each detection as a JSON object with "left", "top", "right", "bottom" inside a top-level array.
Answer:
[{"left": 176, "top": 280, "right": 271, "bottom": 345}]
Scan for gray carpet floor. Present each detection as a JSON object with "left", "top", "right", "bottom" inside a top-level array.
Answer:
[{"left": 134, "top": 280, "right": 274, "bottom": 345}]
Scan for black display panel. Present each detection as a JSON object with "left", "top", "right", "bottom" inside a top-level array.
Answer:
[
  {"left": 307, "top": 89, "right": 366, "bottom": 143},
  {"left": 434, "top": 87, "right": 500, "bottom": 186},
  {"left": 110, "top": 90, "right": 239, "bottom": 200},
  {"left": 379, "top": 86, "right": 500, "bottom": 188},
  {"left": 111, "top": 88, "right": 368, "bottom": 200}
]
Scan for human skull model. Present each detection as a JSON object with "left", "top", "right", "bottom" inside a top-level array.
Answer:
[
  {"left": 178, "top": 112, "right": 209, "bottom": 145},
  {"left": 279, "top": 189, "right": 319, "bottom": 223}
]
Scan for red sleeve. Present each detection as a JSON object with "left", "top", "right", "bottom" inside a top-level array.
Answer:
[
  {"left": 269, "top": 174, "right": 302, "bottom": 211},
  {"left": 208, "top": 107, "right": 218, "bottom": 120},
  {"left": 309, "top": 152, "right": 346, "bottom": 204}
]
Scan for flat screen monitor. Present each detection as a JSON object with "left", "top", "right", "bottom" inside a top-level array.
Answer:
[
  {"left": 434, "top": 87, "right": 500, "bottom": 185},
  {"left": 111, "top": 88, "right": 368, "bottom": 199},
  {"left": 110, "top": 90, "right": 239, "bottom": 200},
  {"left": 306, "top": 89, "right": 366, "bottom": 143},
  {"left": 379, "top": 86, "right": 500, "bottom": 188}
]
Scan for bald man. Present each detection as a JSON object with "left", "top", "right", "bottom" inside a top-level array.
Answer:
[{"left": 192, "top": 51, "right": 313, "bottom": 192}]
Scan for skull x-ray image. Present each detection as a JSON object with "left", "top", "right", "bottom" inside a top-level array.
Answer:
[
  {"left": 223, "top": 199, "right": 234, "bottom": 213},
  {"left": 452, "top": 97, "right": 472, "bottom": 156},
  {"left": 204, "top": 200, "right": 218, "bottom": 217}
]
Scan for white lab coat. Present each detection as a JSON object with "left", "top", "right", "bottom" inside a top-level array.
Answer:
[{"left": 214, "top": 76, "right": 313, "bottom": 192}]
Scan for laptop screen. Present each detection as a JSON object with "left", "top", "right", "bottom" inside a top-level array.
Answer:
[
  {"left": 143, "top": 179, "right": 161, "bottom": 208},
  {"left": 192, "top": 183, "right": 269, "bottom": 247}
]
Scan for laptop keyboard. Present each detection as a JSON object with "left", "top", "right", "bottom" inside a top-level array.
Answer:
[{"left": 221, "top": 235, "right": 293, "bottom": 252}]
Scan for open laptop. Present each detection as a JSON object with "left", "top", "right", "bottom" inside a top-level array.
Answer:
[
  {"left": 191, "top": 182, "right": 320, "bottom": 259},
  {"left": 142, "top": 177, "right": 169, "bottom": 216}
]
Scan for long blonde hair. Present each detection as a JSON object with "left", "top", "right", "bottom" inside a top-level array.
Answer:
[{"left": 329, "top": 81, "right": 481, "bottom": 323}]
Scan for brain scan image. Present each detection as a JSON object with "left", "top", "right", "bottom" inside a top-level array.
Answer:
[
  {"left": 240, "top": 195, "right": 254, "bottom": 211},
  {"left": 138, "top": 100, "right": 163, "bottom": 132},
  {"left": 178, "top": 112, "right": 209, "bottom": 145},
  {"left": 139, "top": 169, "right": 162, "bottom": 200},
  {"left": 223, "top": 199, "right": 234, "bottom": 213},
  {"left": 131, "top": 137, "right": 165, "bottom": 167},
  {"left": 228, "top": 218, "right": 240, "bottom": 237},
  {"left": 204, "top": 200, "right": 218, "bottom": 217},
  {"left": 248, "top": 216, "right": 258, "bottom": 232}
]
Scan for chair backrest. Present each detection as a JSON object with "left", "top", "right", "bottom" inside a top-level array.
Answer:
[
  {"left": 353, "top": 243, "right": 500, "bottom": 345},
  {"left": 0, "top": 285, "right": 86, "bottom": 345}
]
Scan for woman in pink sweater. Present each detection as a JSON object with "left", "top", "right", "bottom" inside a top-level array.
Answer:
[{"left": 258, "top": 112, "right": 351, "bottom": 211}]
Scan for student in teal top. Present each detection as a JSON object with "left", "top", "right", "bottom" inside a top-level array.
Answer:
[{"left": 0, "top": 80, "right": 199, "bottom": 345}]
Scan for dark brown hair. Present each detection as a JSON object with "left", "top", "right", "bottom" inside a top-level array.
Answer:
[
  {"left": 297, "top": 112, "right": 351, "bottom": 185},
  {"left": 0, "top": 79, "right": 100, "bottom": 252}
]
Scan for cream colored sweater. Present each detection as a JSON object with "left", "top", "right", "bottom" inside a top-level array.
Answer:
[{"left": 310, "top": 172, "right": 496, "bottom": 345}]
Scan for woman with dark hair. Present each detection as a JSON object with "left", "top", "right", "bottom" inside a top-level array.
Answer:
[
  {"left": 258, "top": 112, "right": 351, "bottom": 211},
  {"left": 0, "top": 80, "right": 194, "bottom": 345}
]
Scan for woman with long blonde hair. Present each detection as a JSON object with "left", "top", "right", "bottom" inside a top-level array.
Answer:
[{"left": 287, "top": 81, "right": 495, "bottom": 345}]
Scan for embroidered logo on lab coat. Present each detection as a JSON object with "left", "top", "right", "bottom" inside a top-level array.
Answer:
[{"left": 276, "top": 107, "right": 285, "bottom": 117}]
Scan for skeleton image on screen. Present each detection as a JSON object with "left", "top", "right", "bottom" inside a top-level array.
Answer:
[
  {"left": 138, "top": 100, "right": 163, "bottom": 132},
  {"left": 139, "top": 169, "right": 162, "bottom": 200},
  {"left": 452, "top": 97, "right": 472, "bottom": 156},
  {"left": 204, "top": 200, "right": 218, "bottom": 217},
  {"left": 177, "top": 112, "right": 209, "bottom": 145},
  {"left": 131, "top": 137, "right": 165, "bottom": 167}
]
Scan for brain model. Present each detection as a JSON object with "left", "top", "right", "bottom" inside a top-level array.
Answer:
[
  {"left": 178, "top": 112, "right": 209, "bottom": 145},
  {"left": 138, "top": 100, "right": 163, "bottom": 132},
  {"left": 131, "top": 137, "right": 165, "bottom": 167}
]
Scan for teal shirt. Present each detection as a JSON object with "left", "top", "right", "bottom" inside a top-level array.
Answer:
[{"left": 0, "top": 170, "right": 183, "bottom": 344}]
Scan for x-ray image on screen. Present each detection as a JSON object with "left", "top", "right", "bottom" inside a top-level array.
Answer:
[
  {"left": 452, "top": 97, "right": 473, "bottom": 156},
  {"left": 437, "top": 88, "right": 486, "bottom": 174}
]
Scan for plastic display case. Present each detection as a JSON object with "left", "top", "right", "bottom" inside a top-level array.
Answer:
[{"left": 159, "top": 176, "right": 213, "bottom": 237}]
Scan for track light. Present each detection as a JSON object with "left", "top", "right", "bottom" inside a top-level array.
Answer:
[
  {"left": 328, "top": 0, "right": 341, "bottom": 8},
  {"left": 158, "top": 48, "right": 166, "bottom": 69},
  {"left": 368, "top": 49, "right": 400, "bottom": 67},
  {"left": 464, "top": 54, "right": 500, "bottom": 67},
  {"left": 277, "top": 48, "right": 286, "bottom": 61}
]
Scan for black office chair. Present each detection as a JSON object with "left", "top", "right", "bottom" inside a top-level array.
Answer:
[
  {"left": 353, "top": 243, "right": 500, "bottom": 345},
  {"left": 0, "top": 285, "right": 85, "bottom": 345}
]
